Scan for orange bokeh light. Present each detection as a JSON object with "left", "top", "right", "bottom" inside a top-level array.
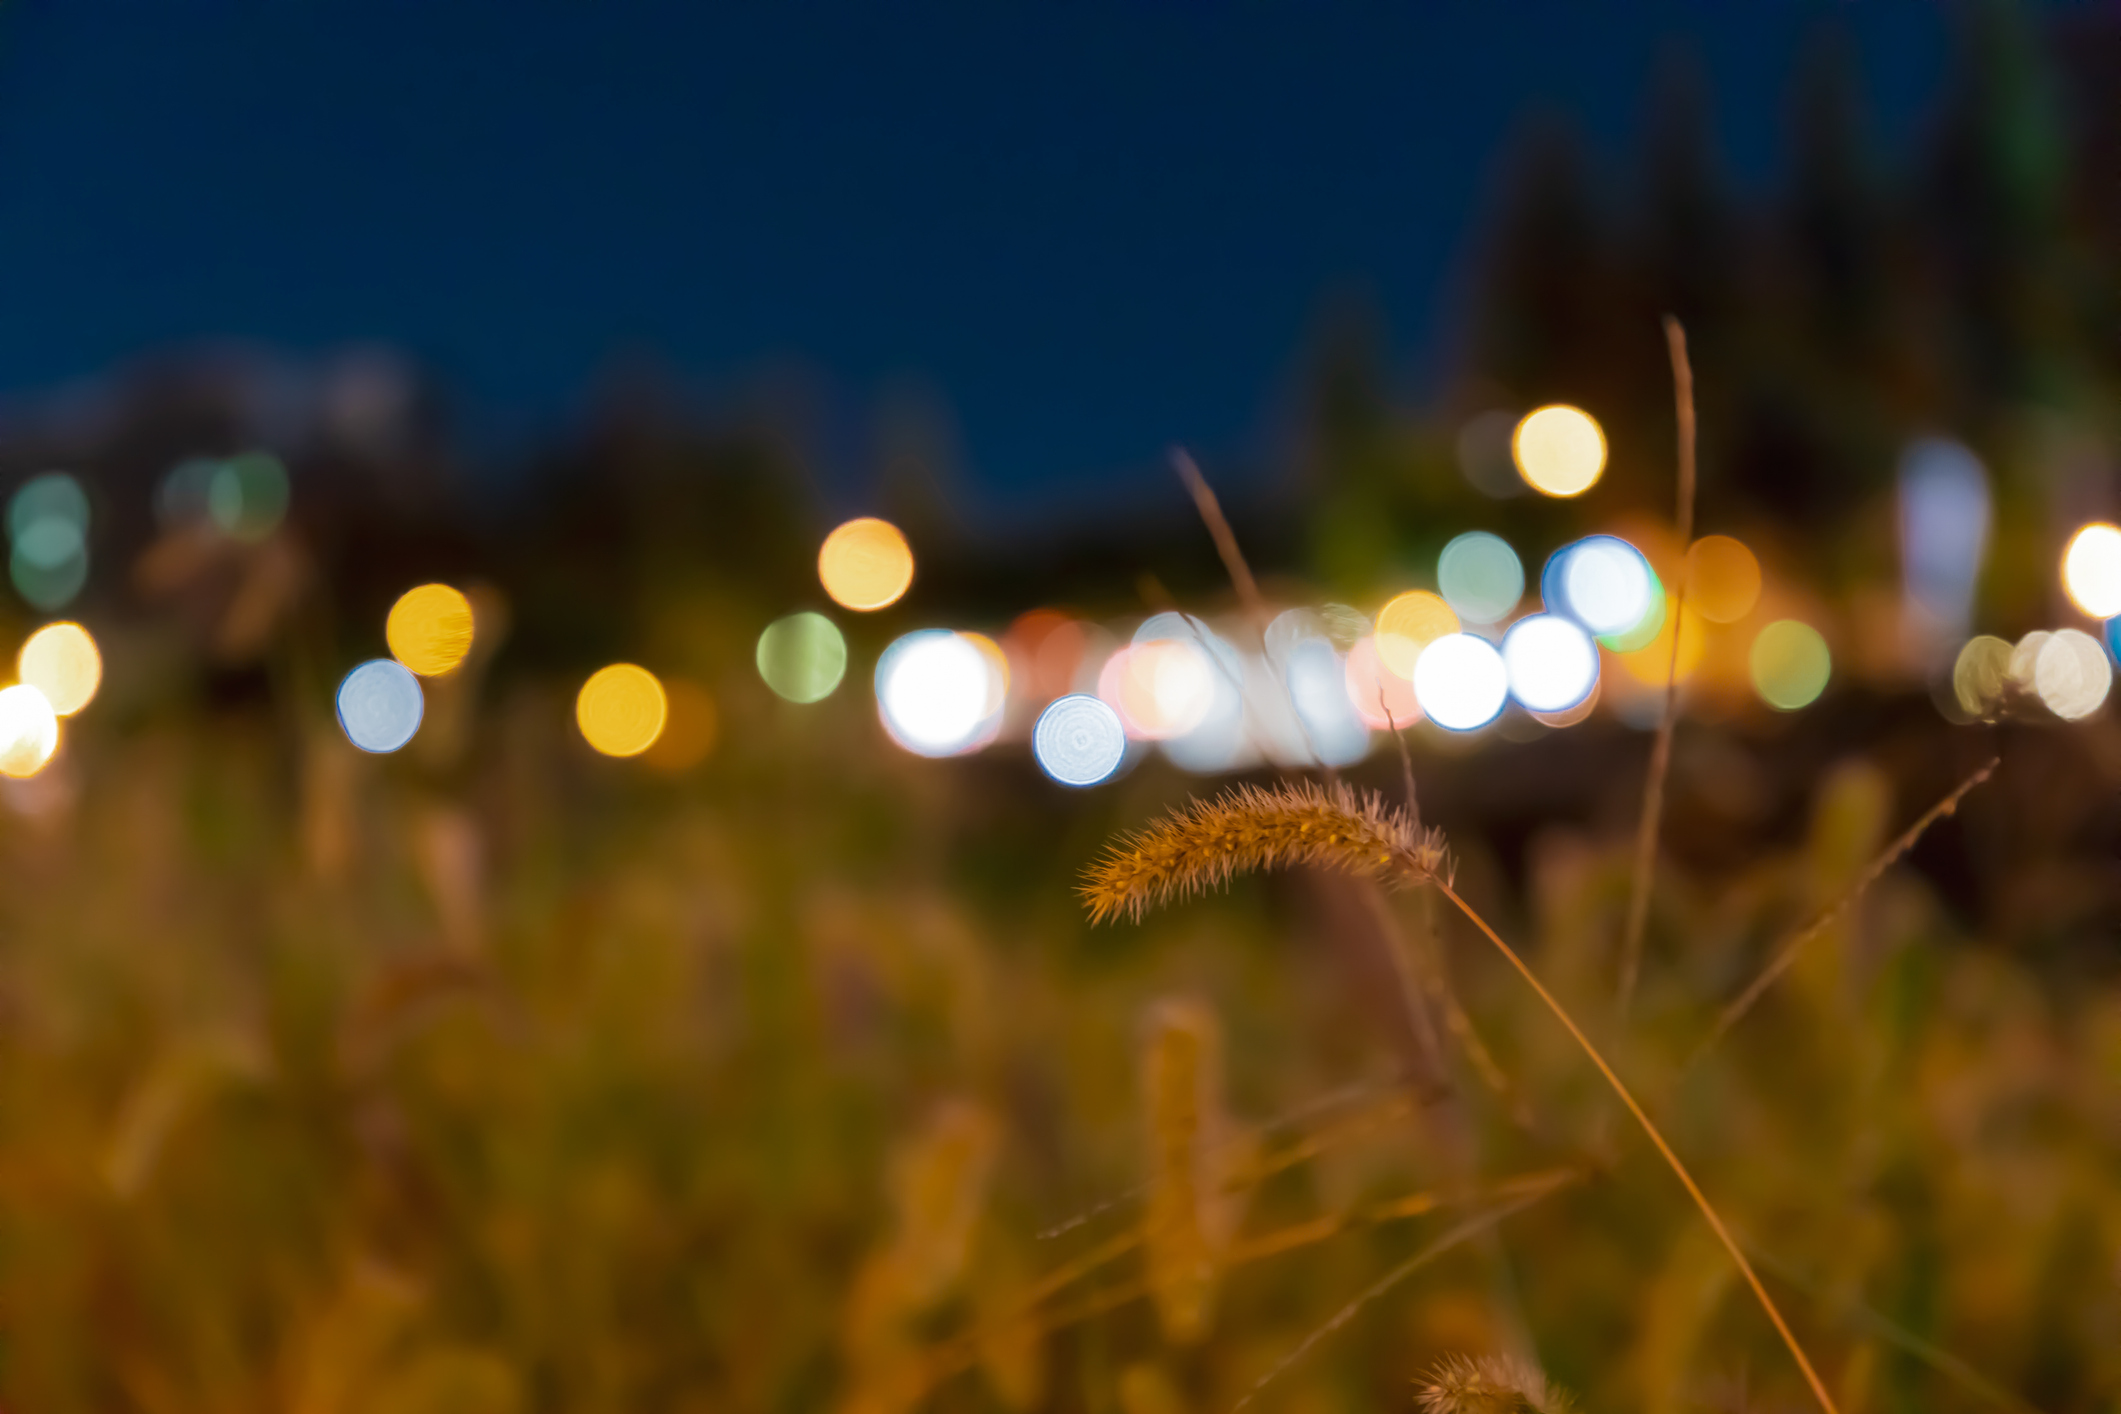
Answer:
[{"left": 818, "top": 517, "right": 915, "bottom": 611}]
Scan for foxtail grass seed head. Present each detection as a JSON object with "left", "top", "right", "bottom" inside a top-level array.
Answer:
[
  {"left": 1417, "top": 1354, "right": 1576, "bottom": 1414},
  {"left": 1082, "top": 781, "right": 1447, "bottom": 924}
]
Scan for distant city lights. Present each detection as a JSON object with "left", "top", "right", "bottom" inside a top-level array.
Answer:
[
  {"left": 1749, "top": 620, "right": 1831, "bottom": 710},
  {"left": 17, "top": 622, "right": 101, "bottom": 716},
  {"left": 877, "top": 630, "right": 1000, "bottom": 757},
  {"left": 1344, "top": 636, "right": 1422, "bottom": 731},
  {"left": 2032, "top": 628, "right": 2110, "bottom": 721},
  {"left": 1032, "top": 694, "right": 1128, "bottom": 786},
  {"left": 1436, "top": 532, "right": 1523, "bottom": 623},
  {"left": 0, "top": 683, "right": 58, "bottom": 778},
  {"left": 386, "top": 583, "right": 476, "bottom": 676},
  {"left": 1685, "top": 535, "right": 1763, "bottom": 624},
  {"left": 1100, "top": 637, "right": 1215, "bottom": 740},
  {"left": 1413, "top": 632, "right": 1509, "bottom": 731},
  {"left": 1512, "top": 405, "right": 1606, "bottom": 498},
  {"left": 1550, "top": 536, "right": 1655, "bottom": 637},
  {"left": 8, "top": 472, "right": 90, "bottom": 611},
  {"left": 756, "top": 612, "right": 848, "bottom": 703},
  {"left": 1897, "top": 437, "right": 1990, "bottom": 642},
  {"left": 2062, "top": 523, "right": 2121, "bottom": 619},
  {"left": 819, "top": 517, "right": 915, "bottom": 611},
  {"left": 337, "top": 659, "right": 425, "bottom": 753},
  {"left": 1374, "top": 591, "right": 1459, "bottom": 679},
  {"left": 1951, "top": 635, "right": 2013, "bottom": 718},
  {"left": 1502, "top": 614, "right": 1599, "bottom": 714},
  {"left": 577, "top": 663, "right": 669, "bottom": 758}
]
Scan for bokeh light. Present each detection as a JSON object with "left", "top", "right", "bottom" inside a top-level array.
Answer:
[
  {"left": 1032, "top": 693, "right": 1128, "bottom": 786},
  {"left": 1511, "top": 405, "right": 1606, "bottom": 498},
  {"left": 2008, "top": 631, "right": 2051, "bottom": 693},
  {"left": 577, "top": 663, "right": 669, "bottom": 758},
  {"left": 641, "top": 679, "right": 718, "bottom": 772},
  {"left": 1599, "top": 574, "right": 1666, "bottom": 652},
  {"left": 1502, "top": 614, "right": 1599, "bottom": 714},
  {"left": 1157, "top": 628, "right": 1252, "bottom": 773},
  {"left": 1551, "top": 536, "right": 1654, "bottom": 636},
  {"left": 1437, "top": 532, "right": 1524, "bottom": 624},
  {"left": 2062, "top": 523, "right": 2121, "bottom": 619},
  {"left": 878, "top": 630, "right": 998, "bottom": 756},
  {"left": 1897, "top": 438, "right": 1990, "bottom": 639},
  {"left": 336, "top": 659, "right": 424, "bottom": 754},
  {"left": 1951, "top": 635, "right": 2014, "bottom": 718},
  {"left": 1007, "top": 609, "right": 1087, "bottom": 701},
  {"left": 8, "top": 472, "right": 90, "bottom": 611},
  {"left": 1686, "top": 535, "right": 1763, "bottom": 624},
  {"left": 0, "top": 683, "right": 58, "bottom": 778},
  {"left": 819, "top": 517, "right": 915, "bottom": 611},
  {"left": 1749, "top": 620, "right": 1831, "bottom": 710},
  {"left": 208, "top": 452, "right": 291, "bottom": 542},
  {"left": 1374, "top": 591, "right": 1460, "bottom": 678},
  {"left": 385, "top": 583, "right": 475, "bottom": 677},
  {"left": 2034, "top": 628, "right": 2110, "bottom": 721},
  {"left": 962, "top": 631, "right": 1012, "bottom": 726},
  {"left": 1099, "top": 638, "right": 1215, "bottom": 740},
  {"left": 756, "top": 612, "right": 848, "bottom": 703},
  {"left": 1344, "top": 636, "right": 1422, "bottom": 731},
  {"left": 1281, "top": 636, "right": 1370, "bottom": 766},
  {"left": 17, "top": 622, "right": 101, "bottom": 716},
  {"left": 1413, "top": 633, "right": 1509, "bottom": 731}
]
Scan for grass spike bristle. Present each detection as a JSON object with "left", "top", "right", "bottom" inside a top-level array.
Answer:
[{"left": 1080, "top": 781, "right": 1447, "bottom": 924}]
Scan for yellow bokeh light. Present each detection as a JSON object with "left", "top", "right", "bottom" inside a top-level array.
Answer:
[
  {"left": 1685, "top": 535, "right": 1763, "bottom": 624},
  {"left": 819, "top": 517, "right": 915, "bottom": 611},
  {"left": 641, "top": 679, "right": 718, "bottom": 772},
  {"left": 2061, "top": 522, "right": 2121, "bottom": 619},
  {"left": 386, "top": 583, "right": 475, "bottom": 676},
  {"left": 1750, "top": 620, "right": 1831, "bottom": 710},
  {"left": 576, "top": 663, "right": 668, "bottom": 758},
  {"left": 1374, "top": 591, "right": 1460, "bottom": 679},
  {"left": 17, "top": 621, "right": 101, "bottom": 716},
  {"left": 0, "top": 683, "right": 59, "bottom": 778},
  {"left": 1512, "top": 404, "right": 1607, "bottom": 498}
]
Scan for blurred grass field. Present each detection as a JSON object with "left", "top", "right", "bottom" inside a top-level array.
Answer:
[{"left": 2, "top": 601, "right": 2115, "bottom": 1413}]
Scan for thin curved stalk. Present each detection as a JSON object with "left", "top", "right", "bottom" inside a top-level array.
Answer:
[{"left": 1433, "top": 878, "right": 1839, "bottom": 1414}]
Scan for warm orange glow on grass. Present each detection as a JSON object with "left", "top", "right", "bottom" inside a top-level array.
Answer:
[
  {"left": 819, "top": 517, "right": 915, "bottom": 611},
  {"left": 386, "top": 583, "right": 476, "bottom": 676},
  {"left": 17, "top": 621, "right": 101, "bottom": 716},
  {"left": 1512, "top": 405, "right": 1606, "bottom": 497},
  {"left": 1686, "top": 536, "right": 1762, "bottom": 624},
  {"left": 1374, "top": 590, "right": 1459, "bottom": 679},
  {"left": 576, "top": 663, "right": 669, "bottom": 757}
]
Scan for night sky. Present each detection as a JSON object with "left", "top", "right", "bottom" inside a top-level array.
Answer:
[{"left": 0, "top": 3, "right": 1998, "bottom": 508}]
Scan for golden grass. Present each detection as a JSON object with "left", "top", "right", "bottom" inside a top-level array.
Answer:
[{"left": 1080, "top": 780, "right": 1447, "bottom": 924}]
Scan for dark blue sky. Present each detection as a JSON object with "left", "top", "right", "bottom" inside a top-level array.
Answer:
[{"left": 0, "top": 3, "right": 1976, "bottom": 509}]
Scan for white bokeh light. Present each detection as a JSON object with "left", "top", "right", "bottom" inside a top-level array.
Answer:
[
  {"left": 2062, "top": 523, "right": 2121, "bottom": 619},
  {"left": 877, "top": 630, "right": 998, "bottom": 757},
  {"left": 0, "top": 683, "right": 60, "bottom": 778},
  {"left": 1556, "top": 537, "right": 1654, "bottom": 636},
  {"left": 1412, "top": 633, "right": 1508, "bottom": 732},
  {"left": 2034, "top": 628, "right": 2111, "bottom": 721},
  {"left": 1502, "top": 614, "right": 1599, "bottom": 713},
  {"left": 336, "top": 659, "right": 424, "bottom": 754},
  {"left": 1033, "top": 694, "right": 1128, "bottom": 785}
]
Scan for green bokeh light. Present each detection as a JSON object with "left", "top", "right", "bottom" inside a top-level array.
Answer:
[{"left": 757, "top": 612, "right": 848, "bottom": 704}]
